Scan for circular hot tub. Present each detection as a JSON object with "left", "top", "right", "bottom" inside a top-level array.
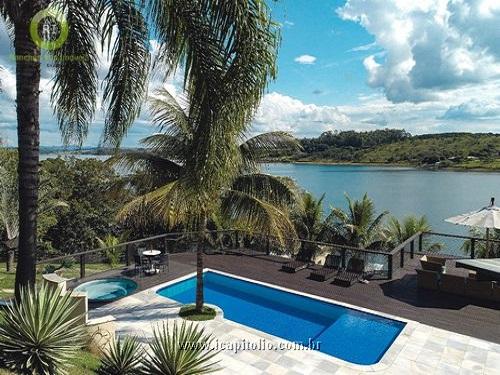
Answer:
[{"left": 74, "top": 278, "right": 137, "bottom": 302}]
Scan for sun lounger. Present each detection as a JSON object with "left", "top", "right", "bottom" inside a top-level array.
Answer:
[
  {"left": 309, "top": 254, "right": 341, "bottom": 282},
  {"left": 333, "top": 257, "right": 365, "bottom": 287},
  {"left": 281, "top": 260, "right": 309, "bottom": 273}
]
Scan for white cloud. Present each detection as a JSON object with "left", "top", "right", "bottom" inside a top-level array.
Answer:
[
  {"left": 294, "top": 54, "right": 317, "bottom": 65},
  {"left": 252, "top": 92, "right": 350, "bottom": 137},
  {"left": 439, "top": 99, "right": 500, "bottom": 120},
  {"left": 337, "top": 0, "right": 500, "bottom": 103},
  {"left": 347, "top": 42, "right": 377, "bottom": 52}
]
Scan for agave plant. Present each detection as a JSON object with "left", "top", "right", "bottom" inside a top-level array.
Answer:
[
  {"left": 0, "top": 283, "right": 87, "bottom": 374},
  {"left": 97, "top": 336, "right": 144, "bottom": 375},
  {"left": 144, "top": 321, "right": 220, "bottom": 375}
]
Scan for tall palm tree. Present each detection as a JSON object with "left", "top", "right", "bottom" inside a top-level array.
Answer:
[
  {"left": 1, "top": 0, "right": 150, "bottom": 296},
  {"left": 2, "top": 0, "right": 276, "bottom": 299},
  {"left": 1, "top": 149, "right": 68, "bottom": 271},
  {"left": 326, "top": 193, "right": 388, "bottom": 249},
  {"left": 112, "top": 0, "right": 281, "bottom": 312},
  {"left": 113, "top": 96, "right": 298, "bottom": 311}
]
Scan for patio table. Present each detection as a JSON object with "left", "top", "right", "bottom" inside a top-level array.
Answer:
[
  {"left": 142, "top": 250, "right": 161, "bottom": 275},
  {"left": 455, "top": 258, "right": 500, "bottom": 281}
]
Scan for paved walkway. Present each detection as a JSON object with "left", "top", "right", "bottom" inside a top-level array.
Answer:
[{"left": 90, "top": 270, "right": 500, "bottom": 374}]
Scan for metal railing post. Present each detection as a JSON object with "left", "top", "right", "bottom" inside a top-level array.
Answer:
[
  {"left": 80, "top": 254, "right": 86, "bottom": 279},
  {"left": 410, "top": 240, "right": 415, "bottom": 259},
  {"left": 400, "top": 248, "right": 404, "bottom": 268},
  {"left": 471, "top": 239, "right": 475, "bottom": 259},
  {"left": 341, "top": 248, "right": 346, "bottom": 268},
  {"left": 388, "top": 253, "right": 393, "bottom": 279},
  {"left": 418, "top": 233, "right": 423, "bottom": 253}
]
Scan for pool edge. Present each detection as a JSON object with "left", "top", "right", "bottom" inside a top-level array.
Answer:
[{"left": 150, "top": 268, "right": 415, "bottom": 371}]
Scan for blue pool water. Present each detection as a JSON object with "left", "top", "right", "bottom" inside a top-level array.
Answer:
[
  {"left": 157, "top": 272, "right": 405, "bottom": 365},
  {"left": 74, "top": 278, "right": 137, "bottom": 302}
]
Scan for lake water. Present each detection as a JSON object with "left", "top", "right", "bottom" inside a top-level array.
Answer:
[
  {"left": 265, "top": 163, "right": 500, "bottom": 237},
  {"left": 40, "top": 154, "right": 499, "bottom": 238}
]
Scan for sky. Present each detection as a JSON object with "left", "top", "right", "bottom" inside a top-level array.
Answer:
[{"left": 1, "top": 0, "right": 500, "bottom": 147}]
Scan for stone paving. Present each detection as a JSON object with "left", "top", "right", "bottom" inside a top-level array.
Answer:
[{"left": 90, "top": 269, "right": 500, "bottom": 374}]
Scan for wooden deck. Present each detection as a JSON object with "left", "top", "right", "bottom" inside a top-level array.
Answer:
[{"left": 81, "top": 251, "right": 500, "bottom": 344}]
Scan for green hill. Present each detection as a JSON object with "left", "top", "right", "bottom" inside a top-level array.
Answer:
[{"left": 281, "top": 130, "right": 500, "bottom": 170}]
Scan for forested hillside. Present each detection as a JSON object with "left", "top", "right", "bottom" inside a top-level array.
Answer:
[{"left": 282, "top": 130, "right": 500, "bottom": 170}]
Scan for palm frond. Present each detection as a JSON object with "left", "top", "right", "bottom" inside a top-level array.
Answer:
[
  {"left": 108, "top": 151, "right": 183, "bottom": 187},
  {"left": 230, "top": 173, "right": 297, "bottom": 208},
  {"left": 221, "top": 188, "right": 296, "bottom": 243},
  {"left": 100, "top": 0, "right": 151, "bottom": 146},
  {"left": 140, "top": 133, "right": 189, "bottom": 163},
  {"left": 149, "top": 88, "right": 192, "bottom": 139},
  {"left": 240, "top": 131, "right": 301, "bottom": 171},
  {"left": 50, "top": 0, "right": 99, "bottom": 145}
]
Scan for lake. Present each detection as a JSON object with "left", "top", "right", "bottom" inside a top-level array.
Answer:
[
  {"left": 264, "top": 163, "right": 500, "bottom": 237},
  {"left": 40, "top": 154, "right": 499, "bottom": 238}
]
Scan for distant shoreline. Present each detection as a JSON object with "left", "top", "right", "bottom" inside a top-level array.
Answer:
[{"left": 265, "top": 159, "right": 500, "bottom": 173}]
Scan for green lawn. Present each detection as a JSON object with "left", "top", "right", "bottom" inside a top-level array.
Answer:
[{"left": 0, "top": 350, "right": 101, "bottom": 375}]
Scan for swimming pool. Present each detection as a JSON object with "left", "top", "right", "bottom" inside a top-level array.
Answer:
[
  {"left": 157, "top": 271, "right": 405, "bottom": 365},
  {"left": 74, "top": 278, "right": 137, "bottom": 302}
]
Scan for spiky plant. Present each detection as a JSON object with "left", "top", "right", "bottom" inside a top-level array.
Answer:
[
  {"left": 144, "top": 321, "right": 220, "bottom": 375},
  {"left": 0, "top": 283, "right": 87, "bottom": 374},
  {"left": 97, "top": 336, "right": 144, "bottom": 375}
]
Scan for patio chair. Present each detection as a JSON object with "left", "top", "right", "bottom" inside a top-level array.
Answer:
[
  {"left": 309, "top": 254, "right": 341, "bottom": 282},
  {"left": 416, "top": 269, "right": 439, "bottom": 290},
  {"left": 155, "top": 254, "right": 169, "bottom": 273},
  {"left": 420, "top": 255, "right": 446, "bottom": 273},
  {"left": 465, "top": 278, "right": 493, "bottom": 301},
  {"left": 440, "top": 273, "right": 466, "bottom": 295},
  {"left": 281, "top": 259, "right": 309, "bottom": 273},
  {"left": 134, "top": 255, "right": 145, "bottom": 276},
  {"left": 333, "top": 257, "right": 365, "bottom": 287}
]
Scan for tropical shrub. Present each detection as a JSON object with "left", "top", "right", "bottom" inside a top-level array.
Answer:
[
  {"left": 0, "top": 283, "right": 87, "bottom": 374},
  {"left": 96, "top": 234, "right": 125, "bottom": 268},
  {"left": 97, "top": 336, "right": 144, "bottom": 375},
  {"left": 382, "top": 215, "right": 442, "bottom": 252},
  {"left": 326, "top": 193, "right": 388, "bottom": 249},
  {"left": 144, "top": 321, "right": 220, "bottom": 375}
]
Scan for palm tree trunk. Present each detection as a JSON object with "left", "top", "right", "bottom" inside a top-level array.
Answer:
[
  {"left": 195, "top": 217, "right": 207, "bottom": 312},
  {"left": 13, "top": 22, "right": 41, "bottom": 298}
]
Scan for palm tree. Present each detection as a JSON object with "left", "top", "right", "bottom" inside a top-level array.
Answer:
[
  {"left": 1, "top": 0, "right": 150, "bottom": 297},
  {"left": 326, "top": 193, "right": 388, "bottom": 249},
  {"left": 113, "top": 97, "right": 298, "bottom": 312},
  {"left": 291, "top": 192, "right": 334, "bottom": 261},
  {"left": 1, "top": 149, "right": 68, "bottom": 271},
  {"left": 382, "top": 215, "right": 442, "bottom": 252},
  {"left": 2, "top": 0, "right": 277, "bottom": 300}
]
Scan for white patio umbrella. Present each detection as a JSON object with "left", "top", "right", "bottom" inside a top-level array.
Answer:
[{"left": 445, "top": 197, "right": 500, "bottom": 256}]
